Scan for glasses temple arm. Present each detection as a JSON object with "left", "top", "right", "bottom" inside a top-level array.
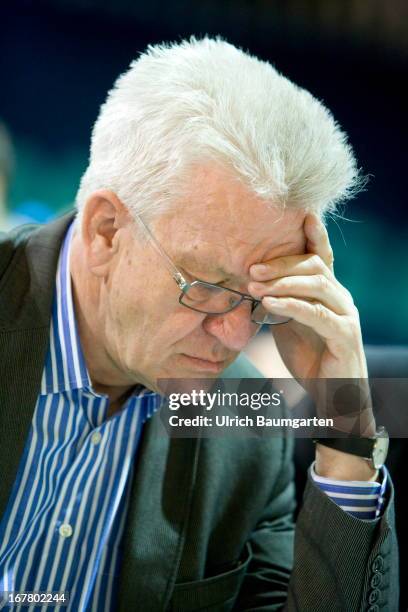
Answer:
[{"left": 134, "top": 216, "right": 189, "bottom": 289}]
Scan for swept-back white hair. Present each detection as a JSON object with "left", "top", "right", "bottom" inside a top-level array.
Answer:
[{"left": 76, "top": 37, "right": 363, "bottom": 222}]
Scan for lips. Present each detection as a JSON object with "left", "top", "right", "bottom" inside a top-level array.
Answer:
[
  {"left": 179, "top": 353, "right": 228, "bottom": 372},
  {"left": 184, "top": 354, "right": 226, "bottom": 364}
]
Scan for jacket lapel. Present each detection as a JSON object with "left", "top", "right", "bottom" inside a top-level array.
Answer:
[{"left": 0, "top": 213, "right": 75, "bottom": 519}]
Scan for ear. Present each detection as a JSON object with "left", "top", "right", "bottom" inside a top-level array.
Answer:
[{"left": 80, "top": 190, "right": 131, "bottom": 277}]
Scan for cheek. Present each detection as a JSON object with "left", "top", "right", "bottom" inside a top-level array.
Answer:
[
  {"left": 110, "top": 268, "right": 204, "bottom": 346},
  {"left": 111, "top": 248, "right": 212, "bottom": 350},
  {"left": 156, "top": 309, "right": 206, "bottom": 347},
  {"left": 115, "top": 252, "right": 169, "bottom": 314}
]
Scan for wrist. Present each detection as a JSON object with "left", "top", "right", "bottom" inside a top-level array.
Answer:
[{"left": 315, "top": 444, "right": 378, "bottom": 481}]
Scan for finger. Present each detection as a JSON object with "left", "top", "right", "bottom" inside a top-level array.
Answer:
[
  {"left": 250, "top": 253, "right": 335, "bottom": 283},
  {"left": 248, "top": 275, "right": 354, "bottom": 315},
  {"left": 260, "top": 295, "right": 356, "bottom": 342},
  {"left": 304, "top": 214, "right": 334, "bottom": 272}
]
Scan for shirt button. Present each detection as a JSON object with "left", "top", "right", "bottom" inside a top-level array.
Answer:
[
  {"left": 91, "top": 431, "right": 102, "bottom": 445},
  {"left": 59, "top": 524, "right": 73, "bottom": 538}
]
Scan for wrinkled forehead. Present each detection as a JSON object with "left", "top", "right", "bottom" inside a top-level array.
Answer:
[
  {"left": 154, "top": 197, "right": 307, "bottom": 279},
  {"left": 149, "top": 164, "right": 307, "bottom": 277}
]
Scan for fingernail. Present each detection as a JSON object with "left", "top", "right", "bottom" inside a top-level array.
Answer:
[{"left": 250, "top": 264, "right": 268, "bottom": 276}]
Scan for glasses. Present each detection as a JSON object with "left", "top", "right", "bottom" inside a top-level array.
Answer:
[{"left": 135, "top": 216, "right": 291, "bottom": 326}]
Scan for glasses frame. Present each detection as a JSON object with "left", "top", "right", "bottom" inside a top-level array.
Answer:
[{"left": 134, "top": 215, "right": 290, "bottom": 326}]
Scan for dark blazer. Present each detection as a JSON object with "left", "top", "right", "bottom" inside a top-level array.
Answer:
[{"left": 0, "top": 214, "right": 399, "bottom": 611}]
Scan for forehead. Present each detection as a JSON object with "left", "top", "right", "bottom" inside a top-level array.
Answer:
[{"left": 153, "top": 165, "right": 307, "bottom": 277}]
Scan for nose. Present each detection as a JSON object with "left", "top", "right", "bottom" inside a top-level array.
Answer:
[{"left": 201, "top": 301, "right": 259, "bottom": 352}]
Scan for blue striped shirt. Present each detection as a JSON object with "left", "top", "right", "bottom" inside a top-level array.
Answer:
[
  {"left": 311, "top": 462, "right": 388, "bottom": 519},
  {"left": 0, "top": 222, "right": 161, "bottom": 611}
]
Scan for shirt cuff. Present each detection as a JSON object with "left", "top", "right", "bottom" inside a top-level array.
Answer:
[{"left": 310, "top": 461, "right": 388, "bottom": 520}]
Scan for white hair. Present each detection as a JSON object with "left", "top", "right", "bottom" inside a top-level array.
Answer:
[{"left": 76, "top": 36, "right": 364, "bottom": 223}]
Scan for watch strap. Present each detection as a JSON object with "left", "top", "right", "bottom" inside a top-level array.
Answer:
[{"left": 313, "top": 435, "right": 375, "bottom": 459}]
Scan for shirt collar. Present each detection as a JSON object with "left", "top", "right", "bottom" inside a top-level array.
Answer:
[{"left": 40, "top": 220, "right": 91, "bottom": 394}]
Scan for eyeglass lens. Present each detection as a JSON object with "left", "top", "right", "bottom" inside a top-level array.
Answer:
[{"left": 180, "top": 281, "right": 290, "bottom": 325}]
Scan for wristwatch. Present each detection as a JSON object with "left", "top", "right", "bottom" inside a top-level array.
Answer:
[{"left": 313, "top": 426, "right": 389, "bottom": 470}]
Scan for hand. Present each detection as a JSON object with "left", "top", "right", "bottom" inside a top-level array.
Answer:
[
  {"left": 248, "top": 214, "right": 374, "bottom": 436},
  {"left": 249, "top": 213, "right": 367, "bottom": 380}
]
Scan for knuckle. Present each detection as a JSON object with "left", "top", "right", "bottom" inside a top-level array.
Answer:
[
  {"left": 275, "top": 278, "right": 290, "bottom": 292},
  {"left": 308, "top": 254, "right": 323, "bottom": 270},
  {"left": 349, "top": 308, "right": 362, "bottom": 330},
  {"left": 348, "top": 320, "right": 362, "bottom": 341},
  {"left": 316, "top": 274, "right": 329, "bottom": 291},
  {"left": 342, "top": 310, "right": 361, "bottom": 335},
  {"left": 343, "top": 287, "right": 354, "bottom": 304},
  {"left": 327, "top": 248, "right": 335, "bottom": 266},
  {"left": 314, "top": 302, "right": 328, "bottom": 321}
]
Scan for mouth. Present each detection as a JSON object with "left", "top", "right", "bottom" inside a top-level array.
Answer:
[{"left": 179, "top": 353, "right": 228, "bottom": 373}]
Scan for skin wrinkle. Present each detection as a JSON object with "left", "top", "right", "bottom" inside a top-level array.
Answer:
[
  {"left": 173, "top": 225, "right": 305, "bottom": 287},
  {"left": 70, "top": 163, "right": 306, "bottom": 408}
]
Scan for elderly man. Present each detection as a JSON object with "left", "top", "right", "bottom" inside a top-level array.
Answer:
[{"left": 0, "top": 38, "right": 397, "bottom": 611}]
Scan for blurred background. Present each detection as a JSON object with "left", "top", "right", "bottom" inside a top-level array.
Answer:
[{"left": 1, "top": 0, "right": 407, "bottom": 345}]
